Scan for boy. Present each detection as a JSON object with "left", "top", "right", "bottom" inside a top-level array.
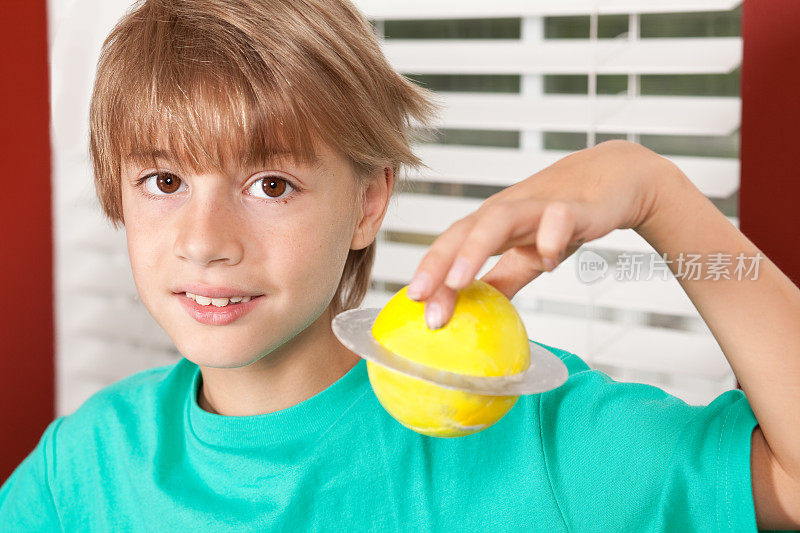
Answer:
[{"left": 2, "top": 0, "right": 799, "bottom": 530}]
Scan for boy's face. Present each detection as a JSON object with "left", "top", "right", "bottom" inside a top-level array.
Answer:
[{"left": 120, "top": 141, "right": 379, "bottom": 368}]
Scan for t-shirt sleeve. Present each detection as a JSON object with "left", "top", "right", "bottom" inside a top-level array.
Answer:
[
  {"left": 0, "top": 418, "right": 64, "bottom": 530},
  {"left": 536, "top": 344, "right": 760, "bottom": 532}
]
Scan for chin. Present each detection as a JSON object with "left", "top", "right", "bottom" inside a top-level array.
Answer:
[{"left": 172, "top": 336, "right": 267, "bottom": 369}]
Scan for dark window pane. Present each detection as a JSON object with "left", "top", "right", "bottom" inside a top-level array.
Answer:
[
  {"left": 597, "top": 14, "right": 628, "bottom": 38},
  {"left": 405, "top": 74, "right": 520, "bottom": 93},
  {"left": 545, "top": 15, "right": 629, "bottom": 39},
  {"left": 597, "top": 75, "right": 628, "bottom": 94},
  {"left": 545, "top": 16, "right": 589, "bottom": 38},
  {"left": 640, "top": 131, "right": 739, "bottom": 158},
  {"left": 640, "top": 7, "right": 741, "bottom": 38},
  {"left": 544, "top": 75, "right": 588, "bottom": 94},
  {"left": 596, "top": 133, "right": 629, "bottom": 143},
  {"left": 397, "top": 181, "right": 505, "bottom": 200},
  {"left": 641, "top": 68, "right": 740, "bottom": 96},
  {"left": 544, "top": 75, "right": 627, "bottom": 94},
  {"left": 417, "top": 128, "right": 520, "bottom": 148},
  {"left": 384, "top": 18, "right": 520, "bottom": 39},
  {"left": 544, "top": 131, "right": 587, "bottom": 151}
]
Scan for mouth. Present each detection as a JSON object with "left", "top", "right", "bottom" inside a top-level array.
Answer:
[
  {"left": 176, "top": 291, "right": 264, "bottom": 326},
  {"left": 182, "top": 291, "right": 257, "bottom": 308}
]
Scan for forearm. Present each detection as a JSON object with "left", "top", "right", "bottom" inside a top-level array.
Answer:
[{"left": 635, "top": 161, "right": 800, "bottom": 477}]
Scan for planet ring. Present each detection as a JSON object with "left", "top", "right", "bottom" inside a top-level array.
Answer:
[{"left": 331, "top": 307, "right": 570, "bottom": 396}]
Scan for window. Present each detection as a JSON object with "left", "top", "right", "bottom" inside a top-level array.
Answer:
[{"left": 362, "top": 0, "right": 744, "bottom": 405}]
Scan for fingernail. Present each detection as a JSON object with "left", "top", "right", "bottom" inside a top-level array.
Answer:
[
  {"left": 445, "top": 257, "right": 471, "bottom": 288},
  {"left": 543, "top": 258, "right": 556, "bottom": 271},
  {"left": 406, "top": 271, "right": 431, "bottom": 300},
  {"left": 425, "top": 302, "right": 443, "bottom": 330}
]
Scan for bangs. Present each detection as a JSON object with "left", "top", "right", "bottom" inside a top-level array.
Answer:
[
  {"left": 122, "top": 79, "right": 321, "bottom": 177},
  {"left": 104, "top": 14, "right": 322, "bottom": 178}
]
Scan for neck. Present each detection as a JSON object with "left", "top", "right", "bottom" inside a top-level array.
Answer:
[{"left": 196, "top": 306, "right": 361, "bottom": 417}]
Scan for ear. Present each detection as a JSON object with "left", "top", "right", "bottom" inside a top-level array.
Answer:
[{"left": 350, "top": 166, "right": 394, "bottom": 250}]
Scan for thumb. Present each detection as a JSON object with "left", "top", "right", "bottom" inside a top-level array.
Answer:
[{"left": 479, "top": 245, "right": 547, "bottom": 300}]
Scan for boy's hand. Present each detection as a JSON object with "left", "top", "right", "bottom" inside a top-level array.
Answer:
[{"left": 405, "top": 139, "right": 673, "bottom": 330}]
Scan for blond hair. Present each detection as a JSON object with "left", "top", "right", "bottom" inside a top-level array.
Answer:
[{"left": 89, "top": 0, "right": 439, "bottom": 316}]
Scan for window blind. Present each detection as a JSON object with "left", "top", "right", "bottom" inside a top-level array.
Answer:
[{"left": 356, "top": 0, "right": 743, "bottom": 405}]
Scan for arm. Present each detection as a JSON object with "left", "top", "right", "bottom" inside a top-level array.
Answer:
[
  {"left": 636, "top": 162, "right": 800, "bottom": 530},
  {"left": 405, "top": 140, "right": 800, "bottom": 529}
]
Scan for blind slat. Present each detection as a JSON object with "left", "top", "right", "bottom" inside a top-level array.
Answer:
[
  {"left": 385, "top": 37, "right": 741, "bottom": 75},
  {"left": 357, "top": 0, "right": 741, "bottom": 19},
  {"left": 423, "top": 94, "right": 740, "bottom": 136},
  {"left": 404, "top": 144, "right": 739, "bottom": 198}
]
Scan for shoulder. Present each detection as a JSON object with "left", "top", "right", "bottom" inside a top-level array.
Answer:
[
  {"left": 54, "top": 358, "right": 196, "bottom": 446},
  {"left": 527, "top": 339, "right": 739, "bottom": 464},
  {"left": 531, "top": 339, "right": 592, "bottom": 376},
  {"left": 526, "top": 341, "right": 759, "bottom": 531}
]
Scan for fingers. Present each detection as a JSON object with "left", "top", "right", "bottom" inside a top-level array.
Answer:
[
  {"left": 535, "top": 201, "right": 577, "bottom": 270},
  {"left": 421, "top": 283, "right": 458, "bottom": 330},
  {"left": 424, "top": 238, "right": 580, "bottom": 330},
  {"left": 479, "top": 245, "right": 546, "bottom": 299},
  {"left": 406, "top": 216, "right": 476, "bottom": 302},
  {"left": 407, "top": 200, "right": 548, "bottom": 303},
  {"left": 425, "top": 246, "right": 546, "bottom": 330},
  {"left": 407, "top": 198, "right": 585, "bottom": 330}
]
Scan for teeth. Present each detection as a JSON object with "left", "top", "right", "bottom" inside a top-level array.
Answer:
[{"left": 184, "top": 292, "right": 253, "bottom": 307}]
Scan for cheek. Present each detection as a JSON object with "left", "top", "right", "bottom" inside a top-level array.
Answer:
[
  {"left": 126, "top": 230, "right": 160, "bottom": 288},
  {"left": 268, "top": 210, "right": 354, "bottom": 291},
  {"left": 123, "top": 215, "right": 167, "bottom": 289}
]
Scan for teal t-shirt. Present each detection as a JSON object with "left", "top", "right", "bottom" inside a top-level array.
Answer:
[{"left": 0, "top": 342, "right": 763, "bottom": 531}]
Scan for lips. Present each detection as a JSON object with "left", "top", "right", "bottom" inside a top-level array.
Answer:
[{"left": 177, "top": 292, "right": 263, "bottom": 326}]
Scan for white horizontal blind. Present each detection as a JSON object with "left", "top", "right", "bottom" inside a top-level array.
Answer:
[
  {"left": 355, "top": 0, "right": 742, "bottom": 18},
  {"left": 357, "top": 0, "right": 743, "bottom": 405}
]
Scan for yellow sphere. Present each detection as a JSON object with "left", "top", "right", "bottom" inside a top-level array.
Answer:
[{"left": 367, "top": 279, "right": 530, "bottom": 438}]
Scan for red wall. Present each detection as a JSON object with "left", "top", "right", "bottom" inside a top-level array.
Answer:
[
  {"left": 0, "top": 0, "right": 54, "bottom": 482},
  {"left": 740, "top": 0, "right": 800, "bottom": 287}
]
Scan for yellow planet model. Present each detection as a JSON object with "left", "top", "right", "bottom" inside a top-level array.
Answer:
[{"left": 367, "top": 279, "right": 530, "bottom": 438}]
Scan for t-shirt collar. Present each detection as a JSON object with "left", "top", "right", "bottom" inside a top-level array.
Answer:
[{"left": 185, "top": 357, "right": 369, "bottom": 448}]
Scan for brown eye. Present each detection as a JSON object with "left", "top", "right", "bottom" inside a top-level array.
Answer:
[
  {"left": 156, "top": 172, "right": 181, "bottom": 194},
  {"left": 246, "top": 174, "right": 297, "bottom": 202},
  {"left": 261, "top": 177, "right": 287, "bottom": 198},
  {"left": 138, "top": 171, "right": 186, "bottom": 197}
]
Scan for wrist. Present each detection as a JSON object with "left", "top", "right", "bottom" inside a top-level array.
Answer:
[{"left": 632, "top": 149, "right": 697, "bottom": 242}]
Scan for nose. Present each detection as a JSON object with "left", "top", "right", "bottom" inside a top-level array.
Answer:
[{"left": 173, "top": 195, "right": 245, "bottom": 267}]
